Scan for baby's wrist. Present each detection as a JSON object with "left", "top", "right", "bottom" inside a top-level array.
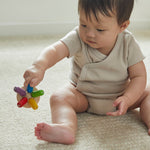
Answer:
[{"left": 32, "top": 61, "right": 46, "bottom": 72}]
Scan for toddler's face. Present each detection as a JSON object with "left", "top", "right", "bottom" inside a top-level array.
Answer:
[{"left": 79, "top": 10, "right": 122, "bottom": 54}]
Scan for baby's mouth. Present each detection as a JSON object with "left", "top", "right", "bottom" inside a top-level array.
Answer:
[{"left": 87, "top": 40, "right": 96, "bottom": 44}]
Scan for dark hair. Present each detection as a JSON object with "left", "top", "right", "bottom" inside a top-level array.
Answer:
[{"left": 78, "top": 0, "right": 134, "bottom": 25}]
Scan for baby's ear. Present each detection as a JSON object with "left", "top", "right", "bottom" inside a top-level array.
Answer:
[{"left": 119, "top": 20, "right": 130, "bottom": 33}]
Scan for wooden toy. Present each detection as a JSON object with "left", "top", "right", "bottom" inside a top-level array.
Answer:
[{"left": 14, "top": 84, "right": 44, "bottom": 110}]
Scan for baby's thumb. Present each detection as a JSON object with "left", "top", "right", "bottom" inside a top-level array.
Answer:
[
  {"left": 24, "top": 77, "right": 31, "bottom": 89},
  {"left": 30, "top": 78, "right": 40, "bottom": 87},
  {"left": 113, "top": 97, "right": 122, "bottom": 107}
]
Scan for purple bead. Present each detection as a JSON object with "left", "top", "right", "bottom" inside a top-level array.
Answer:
[{"left": 14, "top": 87, "right": 26, "bottom": 97}]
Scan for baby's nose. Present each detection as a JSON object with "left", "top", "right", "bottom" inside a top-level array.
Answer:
[{"left": 86, "top": 30, "right": 95, "bottom": 38}]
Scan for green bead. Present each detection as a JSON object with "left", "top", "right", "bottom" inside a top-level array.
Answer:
[{"left": 31, "top": 90, "right": 44, "bottom": 97}]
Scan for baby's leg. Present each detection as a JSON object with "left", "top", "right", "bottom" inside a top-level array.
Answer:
[
  {"left": 35, "top": 84, "right": 88, "bottom": 144},
  {"left": 140, "top": 89, "right": 150, "bottom": 135},
  {"left": 129, "top": 87, "right": 150, "bottom": 135}
]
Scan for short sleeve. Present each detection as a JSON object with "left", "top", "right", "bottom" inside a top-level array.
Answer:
[
  {"left": 128, "top": 36, "right": 145, "bottom": 67},
  {"left": 60, "top": 27, "right": 82, "bottom": 58}
]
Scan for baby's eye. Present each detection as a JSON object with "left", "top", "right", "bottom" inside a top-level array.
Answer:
[
  {"left": 97, "top": 29, "right": 104, "bottom": 32},
  {"left": 81, "top": 24, "right": 87, "bottom": 28}
]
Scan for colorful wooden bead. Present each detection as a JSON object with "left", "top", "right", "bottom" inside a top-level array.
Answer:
[
  {"left": 31, "top": 90, "right": 44, "bottom": 97},
  {"left": 28, "top": 98, "right": 38, "bottom": 110},
  {"left": 14, "top": 87, "right": 26, "bottom": 97},
  {"left": 27, "top": 84, "right": 33, "bottom": 93},
  {"left": 17, "top": 97, "right": 28, "bottom": 107}
]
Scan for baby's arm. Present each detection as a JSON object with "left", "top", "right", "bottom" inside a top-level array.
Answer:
[
  {"left": 107, "top": 61, "right": 147, "bottom": 116},
  {"left": 24, "top": 41, "right": 69, "bottom": 87}
]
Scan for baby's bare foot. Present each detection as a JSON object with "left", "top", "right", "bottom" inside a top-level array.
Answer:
[{"left": 34, "top": 123, "right": 75, "bottom": 144}]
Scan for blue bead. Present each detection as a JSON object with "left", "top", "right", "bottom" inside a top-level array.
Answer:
[{"left": 27, "top": 84, "right": 33, "bottom": 93}]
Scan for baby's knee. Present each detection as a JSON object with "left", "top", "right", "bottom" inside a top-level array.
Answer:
[
  {"left": 50, "top": 93, "right": 61, "bottom": 105},
  {"left": 50, "top": 92, "right": 69, "bottom": 106},
  {"left": 144, "top": 88, "right": 150, "bottom": 98}
]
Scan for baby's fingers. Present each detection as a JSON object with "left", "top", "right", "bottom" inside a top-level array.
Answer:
[
  {"left": 23, "top": 71, "right": 33, "bottom": 87},
  {"left": 106, "top": 110, "right": 121, "bottom": 116},
  {"left": 24, "top": 76, "right": 31, "bottom": 88},
  {"left": 23, "top": 71, "right": 28, "bottom": 79},
  {"left": 113, "top": 97, "right": 122, "bottom": 107},
  {"left": 30, "top": 78, "right": 40, "bottom": 87}
]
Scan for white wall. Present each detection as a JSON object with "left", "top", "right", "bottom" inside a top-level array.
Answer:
[
  {"left": 0, "top": 0, "right": 149, "bottom": 36},
  {"left": 130, "top": 0, "right": 150, "bottom": 30},
  {"left": 0, "top": 0, "right": 78, "bottom": 36}
]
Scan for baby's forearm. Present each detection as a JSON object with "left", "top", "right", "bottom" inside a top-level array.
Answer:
[
  {"left": 123, "top": 76, "right": 146, "bottom": 107},
  {"left": 33, "top": 46, "right": 60, "bottom": 71},
  {"left": 32, "top": 41, "right": 68, "bottom": 72}
]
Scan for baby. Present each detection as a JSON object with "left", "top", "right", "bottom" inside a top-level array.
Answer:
[{"left": 23, "top": 0, "right": 150, "bottom": 144}]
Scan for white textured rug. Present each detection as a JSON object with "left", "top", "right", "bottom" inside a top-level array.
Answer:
[{"left": 0, "top": 31, "right": 150, "bottom": 150}]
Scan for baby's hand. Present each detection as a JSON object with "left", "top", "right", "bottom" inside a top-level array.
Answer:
[
  {"left": 106, "top": 96, "right": 129, "bottom": 116},
  {"left": 23, "top": 64, "right": 45, "bottom": 88}
]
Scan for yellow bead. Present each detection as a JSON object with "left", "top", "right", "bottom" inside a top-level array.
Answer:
[{"left": 28, "top": 98, "right": 38, "bottom": 110}]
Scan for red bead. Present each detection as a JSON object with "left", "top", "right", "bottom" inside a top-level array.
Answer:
[{"left": 17, "top": 97, "right": 28, "bottom": 107}]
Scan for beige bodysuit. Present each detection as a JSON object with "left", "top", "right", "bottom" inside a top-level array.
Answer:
[{"left": 61, "top": 26, "right": 145, "bottom": 115}]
